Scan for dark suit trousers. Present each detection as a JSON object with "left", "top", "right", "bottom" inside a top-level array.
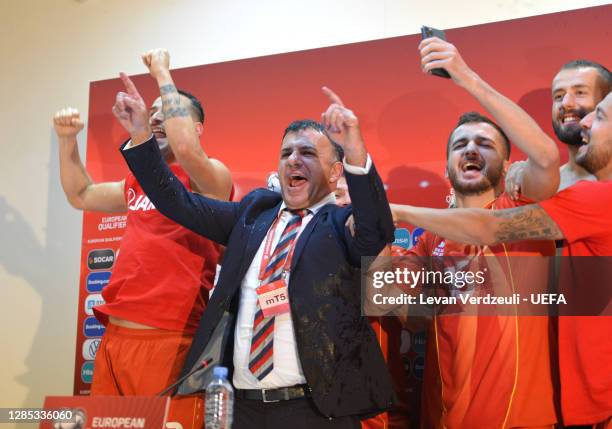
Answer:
[{"left": 234, "top": 397, "right": 361, "bottom": 429}]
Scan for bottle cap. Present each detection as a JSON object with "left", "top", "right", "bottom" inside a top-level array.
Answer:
[{"left": 213, "top": 366, "right": 228, "bottom": 378}]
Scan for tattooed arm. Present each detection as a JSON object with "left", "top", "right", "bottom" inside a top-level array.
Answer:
[
  {"left": 142, "top": 49, "right": 232, "bottom": 200},
  {"left": 390, "top": 203, "right": 564, "bottom": 246}
]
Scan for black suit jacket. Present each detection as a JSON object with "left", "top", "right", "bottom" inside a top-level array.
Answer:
[{"left": 122, "top": 137, "right": 396, "bottom": 418}]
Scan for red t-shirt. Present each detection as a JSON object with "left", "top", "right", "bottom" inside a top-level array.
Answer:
[
  {"left": 539, "top": 180, "right": 612, "bottom": 425},
  {"left": 94, "top": 164, "right": 219, "bottom": 333},
  {"left": 400, "top": 193, "right": 557, "bottom": 429}
]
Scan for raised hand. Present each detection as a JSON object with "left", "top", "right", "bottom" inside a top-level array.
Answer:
[
  {"left": 142, "top": 48, "right": 170, "bottom": 80},
  {"left": 53, "top": 107, "right": 84, "bottom": 140},
  {"left": 321, "top": 86, "right": 367, "bottom": 167},
  {"left": 418, "top": 37, "right": 477, "bottom": 88},
  {"left": 504, "top": 160, "right": 527, "bottom": 200},
  {"left": 112, "top": 72, "right": 150, "bottom": 142}
]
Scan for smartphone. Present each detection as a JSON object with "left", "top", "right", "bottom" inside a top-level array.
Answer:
[{"left": 420, "top": 26, "right": 451, "bottom": 79}]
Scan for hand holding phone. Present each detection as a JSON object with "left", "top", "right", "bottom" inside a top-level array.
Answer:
[{"left": 420, "top": 26, "right": 451, "bottom": 79}]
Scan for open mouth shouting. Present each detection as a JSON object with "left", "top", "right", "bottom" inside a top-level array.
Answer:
[
  {"left": 460, "top": 159, "right": 485, "bottom": 180},
  {"left": 288, "top": 172, "right": 308, "bottom": 191}
]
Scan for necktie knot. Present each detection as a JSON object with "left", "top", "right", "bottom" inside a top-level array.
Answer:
[{"left": 286, "top": 208, "right": 309, "bottom": 218}]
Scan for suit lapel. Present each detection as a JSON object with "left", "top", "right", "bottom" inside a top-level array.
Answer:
[
  {"left": 290, "top": 205, "right": 330, "bottom": 272},
  {"left": 238, "top": 203, "right": 282, "bottom": 279}
]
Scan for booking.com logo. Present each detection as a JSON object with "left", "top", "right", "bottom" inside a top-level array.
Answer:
[
  {"left": 83, "top": 317, "right": 105, "bottom": 337},
  {"left": 86, "top": 271, "right": 111, "bottom": 293}
]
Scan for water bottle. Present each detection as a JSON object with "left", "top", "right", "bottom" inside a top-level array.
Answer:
[{"left": 204, "top": 366, "right": 234, "bottom": 429}]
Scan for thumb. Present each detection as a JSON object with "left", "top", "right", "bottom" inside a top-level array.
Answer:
[{"left": 71, "top": 117, "right": 84, "bottom": 128}]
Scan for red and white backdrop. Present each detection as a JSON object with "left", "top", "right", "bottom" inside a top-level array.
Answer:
[{"left": 73, "top": 4, "right": 611, "bottom": 427}]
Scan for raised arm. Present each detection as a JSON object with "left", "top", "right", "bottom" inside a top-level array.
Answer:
[
  {"left": 54, "top": 108, "right": 126, "bottom": 213},
  {"left": 419, "top": 38, "right": 560, "bottom": 200},
  {"left": 321, "top": 87, "right": 395, "bottom": 261},
  {"left": 141, "top": 49, "right": 233, "bottom": 200},
  {"left": 390, "top": 203, "right": 564, "bottom": 246},
  {"left": 111, "top": 76, "right": 239, "bottom": 245}
]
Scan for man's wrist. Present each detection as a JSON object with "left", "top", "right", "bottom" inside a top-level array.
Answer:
[
  {"left": 130, "top": 129, "right": 152, "bottom": 146},
  {"left": 155, "top": 69, "right": 172, "bottom": 85},
  {"left": 460, "top": 70, "right": 484, "bottom": 94},
  {"left": 58, "top": 135, "right": 78, "bottom": 145},
  {"left": 343, "top": 145, "right": 368, "bottom": 168}
]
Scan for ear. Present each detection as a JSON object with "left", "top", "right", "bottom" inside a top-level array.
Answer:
[
  {"left": 502, "top": 159, "right": 510, "bottom": 177},
  {"left": 329, "top": 161, "right": 344, "bottom": 184},
  {"left": 194, "top": 122, "right": 204, "bottom": 136}
]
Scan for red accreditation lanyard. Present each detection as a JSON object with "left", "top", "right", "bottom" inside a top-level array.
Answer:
[
  {"left": 255, "top": 211, "right": 304, "bottom": 317},
  {"left": 258, "top": 213, "right": 301, "bottom": 283}
]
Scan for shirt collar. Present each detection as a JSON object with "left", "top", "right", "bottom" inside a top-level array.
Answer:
[{"left": 278, "top": 192, "right": 336, "bottom": 218}]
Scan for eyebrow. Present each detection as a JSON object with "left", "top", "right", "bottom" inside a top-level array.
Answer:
[
  {"left": 452, "top": 134, "right": 493, "bottom": 144},
  {"left": 553, "top": 84, "right": 591, "bottom": 93}
]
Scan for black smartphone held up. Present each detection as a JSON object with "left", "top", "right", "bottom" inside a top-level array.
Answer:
[{"left": 420, "top": 26, "right": 451, "bottom": 79}]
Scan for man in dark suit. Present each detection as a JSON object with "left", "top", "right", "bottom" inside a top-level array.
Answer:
[{"left": 113, "top": 83, "right": 395, "bottom": 429}]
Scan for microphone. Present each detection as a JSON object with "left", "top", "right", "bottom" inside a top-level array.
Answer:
[{"left": 157, "top": 358, "right": 213, "bottom": 397}]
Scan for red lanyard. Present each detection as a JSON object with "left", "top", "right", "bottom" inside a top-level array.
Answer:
[{"left": 258, "top": 211, "right": 303, "bottom": 281}]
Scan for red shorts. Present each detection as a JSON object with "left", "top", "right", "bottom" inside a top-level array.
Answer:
[{"left": 91, "top": 324, "right": 203, "bottom": 429}]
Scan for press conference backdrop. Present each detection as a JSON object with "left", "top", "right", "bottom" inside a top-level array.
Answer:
[{"left": 73, "top": 5, "right": 611, "bottom": 423}]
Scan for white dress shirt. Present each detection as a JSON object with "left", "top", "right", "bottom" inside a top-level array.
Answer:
[
  {"left": 122, "top": 139, "right": 373, "bottom": 388},
  {"left": 233, "top": 155, "right": 372, "bottom": 389}
]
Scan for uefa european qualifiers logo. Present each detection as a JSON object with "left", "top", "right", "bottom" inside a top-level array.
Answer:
[{"left": 87, "top": 249, "right": 115, "bottom": 271}]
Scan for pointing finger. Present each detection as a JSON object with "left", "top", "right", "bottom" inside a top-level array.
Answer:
[
  {"left": 119, "top": 72, "right": 139, "bottom": 98},
  {"left": 322, "top": 86, "right": 344, "bottom": 107}
]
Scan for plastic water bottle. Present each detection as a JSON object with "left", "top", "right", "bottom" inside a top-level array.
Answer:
[{"left": 204, "top": 366, "right": 234, "bottom": 429}]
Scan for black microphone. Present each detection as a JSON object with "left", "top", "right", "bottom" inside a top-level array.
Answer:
[{"left": 157, "top": 357, "right": 213, "bottom": 397}]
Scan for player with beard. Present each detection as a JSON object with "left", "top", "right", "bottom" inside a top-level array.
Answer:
[
  {"left": 554, "top": 61, "right": 611, "bottom": 189},
  {"left": 391, "top": 91, "right": 612, "bottom": 428},
  {"left": 506, "top": 60, "right": 611, "bottom": 195},
  {"left": 54, "top": 49, "right": 232, "bottom": 398},
  {"left": 388, "top": 38, "right": 560, "bottom": 428}
]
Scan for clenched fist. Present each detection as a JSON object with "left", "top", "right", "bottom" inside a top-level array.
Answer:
[
  {"left": 54, "top": 107, "right": 84, "bottom": 139},
  {"left": 142, "top": 48, "right": 170, "bottom": 80}
]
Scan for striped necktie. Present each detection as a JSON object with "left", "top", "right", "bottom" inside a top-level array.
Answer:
[{"left": 248, "top": 208, "right": 308, "bottom": 381}]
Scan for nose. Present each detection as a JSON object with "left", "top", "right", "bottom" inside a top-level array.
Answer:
[
  {"left": 149, "top": 109, "right": 164, "bottom": 126},
  {"left": 580, "top": 111, "right": 595, "bottom": 131},
  {"left": 287, "top": 150, "right": 301, "bottom": 166},
  {"left": 561, "top": 92, "right": 576, "bottom": 110},
  {"left": 464, "top": 140, "right": 478, "bottom": 155}
]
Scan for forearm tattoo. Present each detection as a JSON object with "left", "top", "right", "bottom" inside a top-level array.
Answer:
[
  {"left": 159, "top": 84, "right": 189, "bottom": 119},
  {"left": 492, "top": 204, "right": 563, "bottom": 242}
]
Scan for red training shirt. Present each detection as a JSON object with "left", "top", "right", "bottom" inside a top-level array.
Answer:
[
  {"left": 94, "top": 164, "right": 219, "bottom": 333},
  {"left": 539, "top": 180, "right": 612, "bottom": 425}
]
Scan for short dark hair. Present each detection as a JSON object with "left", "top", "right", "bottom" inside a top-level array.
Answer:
[
  {"left": 559, "top": 60, "right": 612, "bottom": 97},
  {"left": 177, "top": 89, "right": 205, "bottom": 123},
  {"left": 447, "top": 112, "right": 511, "bottom": 160},
  {"left": 282, "top": 119, "right": 344, "bottom": 162}
]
